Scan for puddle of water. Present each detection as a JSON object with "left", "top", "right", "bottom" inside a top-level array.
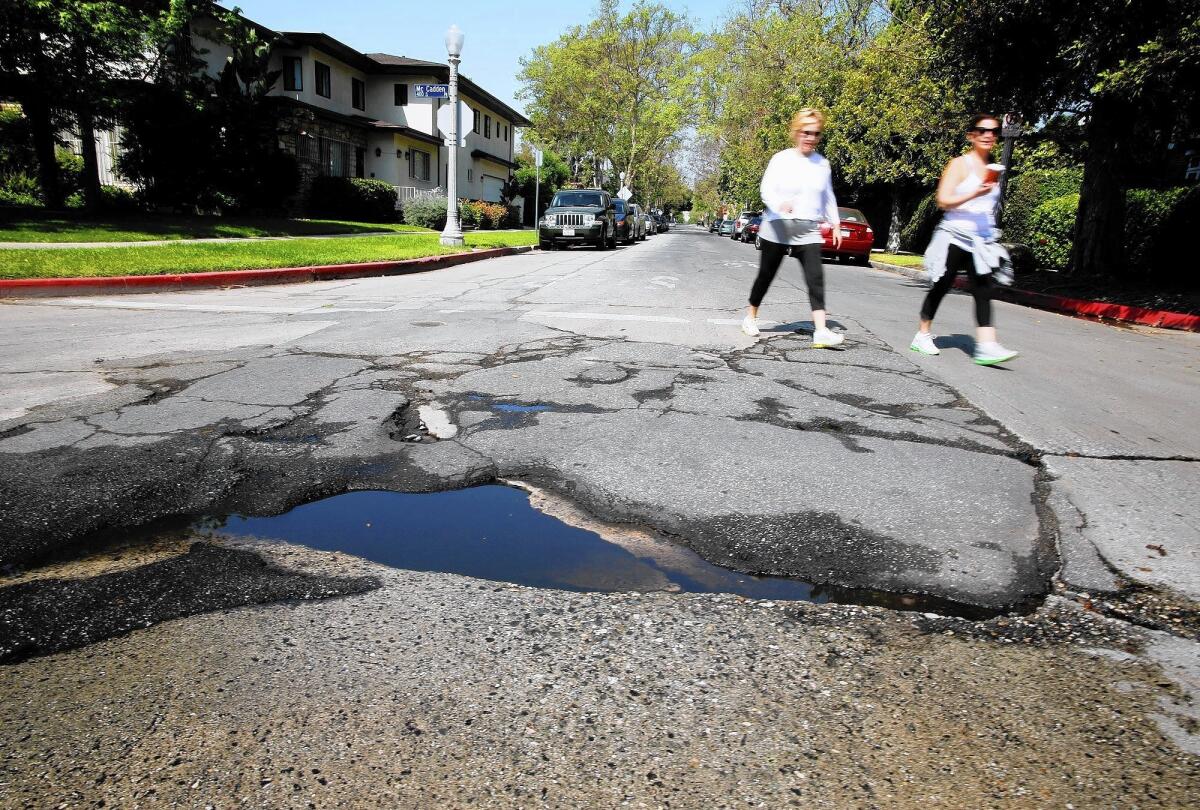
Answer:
[
  {"left": 193, "top": 485, "right": 997, "bottom": 616},
  {"left": 492, "top": 403, "right": 552, "bottom": 413},
  {"left": 195, "top": 486, "right": 828, "bottom": 598}
]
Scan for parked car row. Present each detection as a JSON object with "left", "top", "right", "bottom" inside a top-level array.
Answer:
[
  {"left": 537, "top": 188, "right": 671, "bottom": 250},
  {"left": 708, "top": 207, "right": 875, "bottom": 264}
]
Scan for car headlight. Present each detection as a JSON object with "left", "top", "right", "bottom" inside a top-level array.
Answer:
[
  {"left": 590, "top": 214, "right": 602, "bottom": 224},
  {"left": 541, "top": 215, "right": 555, "bottom": 226}
]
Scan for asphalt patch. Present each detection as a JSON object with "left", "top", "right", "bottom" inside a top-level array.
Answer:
[{"left": 0, "top": 543, "right": 379, "bottom": 664}]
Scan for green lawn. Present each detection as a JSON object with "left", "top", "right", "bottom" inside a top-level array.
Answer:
[
  {"left": 872, "top": 252, "right": 924, "bottom": 268},
  {"left": 0, "top": 230, "right": 537, "bottom": 279},
  {"left": 0, "top": 213, "right": 426, "bottom": 243}
]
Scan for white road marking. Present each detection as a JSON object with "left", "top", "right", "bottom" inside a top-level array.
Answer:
[
  {"left": 43, "top": 299, "right": 307, "bottom": 314},
  {"left": 524, "top": 311, "right": 689, "bottom": 324},
  {"left": 707, "top": 318, "right": 779, "bottom": 326},
  {"left": 649, "top": 276, "right": 679, "bottom": 289},
  {"left": 31, "top": 298, "right": 397, "bottom": 315}
]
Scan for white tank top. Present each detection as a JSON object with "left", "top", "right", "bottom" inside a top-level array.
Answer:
[{"left": 943, "top": 161, "right": 999, "bottom": 236}]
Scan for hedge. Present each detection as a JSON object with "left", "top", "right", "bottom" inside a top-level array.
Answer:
[
  {"left": 899, "top": 192, "right": 940, "bottom": 252},
  {"left": 1003, "top": 168, "right": 1082, "bottom": 246},
  {"left": 307, "top": 177, "right": 398, "bottom": 222},
  {"left": 1028, "top": 193, "right": 1078, "bottom": 272}
]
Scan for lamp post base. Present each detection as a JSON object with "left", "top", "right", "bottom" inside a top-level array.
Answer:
[{"left": 439, "top": 232, "right": 464, "bottom": 247}]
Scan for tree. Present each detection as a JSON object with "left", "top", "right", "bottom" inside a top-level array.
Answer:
[
  {"left": 0, "top": 1, "right": 192, "bottom": 208},
  {"left": 695, "top": 0, "right": 882, "bottom": 211},
  {"left": 510, "top": 143, "right": 570, "bottom": 225},
  {"left": 827, "top": 9, "right": 969, "bottom": 250},
  {"left": 517, "top": 0, "right": 700, "bottom": 199},
  {"left": 914, "top": 0, "right": 1200, "bottom": 277}
]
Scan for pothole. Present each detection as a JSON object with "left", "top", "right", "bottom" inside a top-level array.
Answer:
[{"left": 192, "top": 484, "right": 997, "bottom": 617}]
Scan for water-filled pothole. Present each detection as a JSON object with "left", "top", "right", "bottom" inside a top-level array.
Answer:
[{"left": 196, "top": 485, "right": 996, "bottom": 616}]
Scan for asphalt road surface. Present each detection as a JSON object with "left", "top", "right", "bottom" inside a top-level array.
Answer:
[{"left": 1, "top": 227, "right": 1197, "bottom": 807}]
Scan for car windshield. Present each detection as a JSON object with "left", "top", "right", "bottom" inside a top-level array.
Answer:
[
  {"left": 839, "top": 208, "right": 867, "bottom": 223},
  {"left": 613, "top": 200, "right": 626, "bottom": 214},
  {"left": 552, "top": 191, "right": 604, "bottom": 208}
]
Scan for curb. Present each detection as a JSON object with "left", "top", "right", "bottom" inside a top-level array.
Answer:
[
  {"left": 870, "top": 260, "right": 1200, "bottom": 333},
  {"left": 0, "top": 245, "right": 536, "bottom": 299}
]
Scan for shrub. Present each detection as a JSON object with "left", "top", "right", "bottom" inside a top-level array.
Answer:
[
  {"left": 306, "top": 176, "right": 398, "bottom": 222},
  {"left": 1029, "top": 193, "right": 1078, "bottom": 272},
  {"left": 458, "top": 199, "right": 482, "bottom": 228},
  {"left": 1002, "top": 167, "right": 1082, "bottom": 245},
  {"left": 401, "top": 193, "right": 448, "bottom": 229},
  {"left": 899, "top": 192, "right": 940, "bottom": 252},
  {"left": 55, "top": 148, "right": 84, "bottom": 200},
  {"left": 98, "top": 184, "right": 140, "bottom": 212},
  {"left": 482, "top": 201, "right": 507, "bottom": 229},
  {"left": 0, "top": 172, "right": 43, "bottom": 207}
]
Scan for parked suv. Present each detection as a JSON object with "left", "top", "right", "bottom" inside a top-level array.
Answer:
[{"left": 539, "top": 189, "right": 617, "bottom": 250}]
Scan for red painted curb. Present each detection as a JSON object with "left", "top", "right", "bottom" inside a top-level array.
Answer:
[
  {"left": 872, "top": 260, "right": 1199, "bottom": 333},
  {"left": 0, "top": 245, "right": 534, "bottom": 298}
]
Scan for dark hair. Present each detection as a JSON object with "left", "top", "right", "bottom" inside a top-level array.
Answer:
[{"left": 968, "top": 113, "right": 1000, "bottom": 131}]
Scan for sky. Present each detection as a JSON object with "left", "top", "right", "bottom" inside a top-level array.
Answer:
[{"left": 229, "top": 0, "right": 732, "bottom": 116}]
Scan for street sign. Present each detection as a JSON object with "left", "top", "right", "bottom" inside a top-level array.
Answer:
[
  {"left": 415, "top": 84, "right": 449, "bottom": 99},
  {"left": 617, "top": 186, "right": 632, "bottom": 201},
  {"left": 534, "top": 148, "right": 543, "bottom": 168},
  {"left": 436, "top": 100, "right": 469, "bottom": 148},
  {"left": 1002, "top": 113, "right": 1023, "bottom": 138}
]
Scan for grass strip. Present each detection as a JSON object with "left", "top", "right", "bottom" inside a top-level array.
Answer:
[
  {"left": 0, "top": 231, "right": 537, "bottom": 279},
  {"left": 0, "top": 214, "right": 428, "bottom": 243},
  {"left": 872, "top": 252, "right": 924, "bottom": 268}
]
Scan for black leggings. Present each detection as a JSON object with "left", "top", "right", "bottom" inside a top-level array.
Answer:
[
  {"left": 750, "top": 240, "right": 825, "bottom": 311},
  {"left": 919, "top": 244, "right": 993, "bottom": 327}
]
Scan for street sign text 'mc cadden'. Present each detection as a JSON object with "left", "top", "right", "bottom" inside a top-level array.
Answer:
[{"left": 415, "top": 84, "right": 450, "bottom": 99}]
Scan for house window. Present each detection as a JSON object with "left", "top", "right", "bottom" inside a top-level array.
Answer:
[
  {"left": 298, "top": 134, "right": 355, "bottom": 178},
  {"left": 484, "top": 114, "right": 491, "bottom": 138},
  {"left": 472, "top": 109, "right": 480, "bottom": 134},
  {"left": 283, "top": 56, "right": 302, "bottom": 91},
  {"left": 352, "top": 78, "right": 365, "bottom": 111},
  {"left": 503, "top": 125, "right": 508, "bottom": 142},
  {"left": 315, "top": 61, "right": 331, "bottom": 98},
  {"left": 394, "top": 83, "right": 407, "bottom": 106},
  {"left": 409, "top": 148, "right": 430, "bottom": 182},
  {"left": 467, "top": 168, "right": 473, "bottom": 183},
  {"left": 355, "top": 147, "right": 365, "bottom": 178}
]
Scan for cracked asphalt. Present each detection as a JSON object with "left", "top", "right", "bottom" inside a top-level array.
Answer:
[{"left": 1, "top": 227, "right": 1198, "bottom": 807}]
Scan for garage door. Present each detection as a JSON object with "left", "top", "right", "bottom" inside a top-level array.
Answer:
[{"left": 482, "top": 175, "right": 505, "bottom": 202}]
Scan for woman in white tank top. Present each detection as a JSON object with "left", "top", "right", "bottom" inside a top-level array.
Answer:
[{"left": 911, "top": 114, "right": 1019, "bottom": 366}]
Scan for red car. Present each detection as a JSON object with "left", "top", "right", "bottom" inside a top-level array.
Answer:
[{"left": 820, "top": 207, "right": 874, "bottom": 264}]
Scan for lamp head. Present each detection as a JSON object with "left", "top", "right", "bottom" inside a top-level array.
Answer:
[{"left": 445, "top": 25, "right": 464, "bottom": 58}]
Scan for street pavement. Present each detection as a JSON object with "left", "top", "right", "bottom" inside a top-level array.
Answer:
[{"left": 1, "top": 226, "right": 1197, "bottom": 806}]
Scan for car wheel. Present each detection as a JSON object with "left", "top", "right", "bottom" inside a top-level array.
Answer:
[
  {"left": 606, "top": 227, "right": 617, "bottom": 250},
  {"left": 538, "top": 241, "right": 550, "bottom": 250}
]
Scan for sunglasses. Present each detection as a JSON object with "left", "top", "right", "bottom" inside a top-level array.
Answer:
[
  {"left": 798, "top": 129, "right": 823, "bottom": 139},
  {"left": 971, "top": 126, "right": 1001, "bottom": 136}
]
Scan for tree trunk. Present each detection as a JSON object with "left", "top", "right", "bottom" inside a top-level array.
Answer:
[
  {"left": 1068, "top": 97, "right": 1128, "bottom": 278},
  {"left": 25, "top": 94, "right": 62, "bottom": 208},
  {"left": 77, "top": 105, "right": 103, "bottom": 211},
  {"left": 886, "top": 187, "right": 902, "bottom": 253}
]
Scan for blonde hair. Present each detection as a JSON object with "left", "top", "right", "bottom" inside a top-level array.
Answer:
[{"left": 789, "top": 108, "right": 825, "bottom": 135}]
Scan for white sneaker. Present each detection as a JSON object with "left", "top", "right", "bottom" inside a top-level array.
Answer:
[
  {"left": 811, "top": 327, "right": 845, "bottom": 348},
  {"left": 973, "top": 341, "right": 1018, "bottom": 366},
  {"left": 741, "top": 316, "right": 760, "bottom": 337},
  {"left": 910, "top": 331, "right": 940, "bottom": 355}
]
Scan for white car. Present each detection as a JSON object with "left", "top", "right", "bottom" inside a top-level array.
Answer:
[{"left": 732, "top": 210, "right": 759, "bottom": 239}]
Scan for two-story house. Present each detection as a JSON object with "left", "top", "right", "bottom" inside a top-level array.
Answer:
[{"left": 191, "top": 11, "right": 528, "bottom": 207}]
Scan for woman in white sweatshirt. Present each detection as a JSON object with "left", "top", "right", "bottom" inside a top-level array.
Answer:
[{"left": 742, "top": 108, "right": 844, "bottom": 347}]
